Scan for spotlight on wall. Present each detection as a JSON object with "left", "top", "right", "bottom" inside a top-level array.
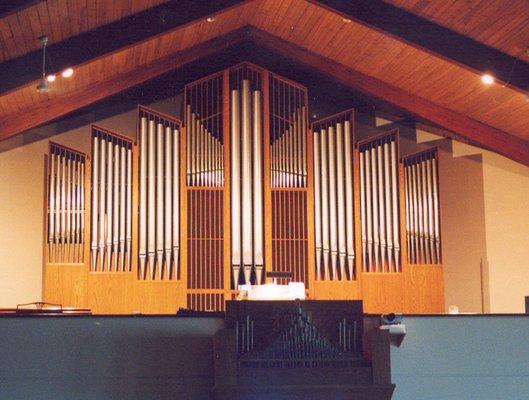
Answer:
[
  {"left": 481, "top": 73, "right": 494, "bottom": 85},
  {"left": 46, "top": 74, "right": 56, "bottom": 83},
  {"left": 62, "top": 68, "right": 74, "bottom": 78}
]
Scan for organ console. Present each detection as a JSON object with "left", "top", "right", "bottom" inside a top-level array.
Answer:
[{"left": 43, "top": 62, "right": 445, "bottom": 314}]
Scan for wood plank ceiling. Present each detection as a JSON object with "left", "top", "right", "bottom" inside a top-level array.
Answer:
[
  {"left": 0, "top": 0, "right": 528, "bottom": 165},
  {"left": 0, "top": 0, "right": 171, "bottom": 62},
  {"left": 384, "top": 0, "right": 529, "bottom": 61}
]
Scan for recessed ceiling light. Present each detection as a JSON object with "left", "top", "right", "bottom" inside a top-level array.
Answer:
[
  {"left": 342, "top": 18, "right": 352, "bottom": 23},
  {"left": 481, "top": 73, "right": 494, "bottom": 85},
  {"left": 46, "top": 74, "right": 56, "bottom": 83},
  {"left": 206, "top": 17, "right": 216, "bottom": 23},
  {"left": 62, "top": 68, "right": 74, "bottom": 78}
]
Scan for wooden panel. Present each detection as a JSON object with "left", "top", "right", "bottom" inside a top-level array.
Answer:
[
  {"left": 403, "top": 264, "right": 444, "bottom": 313},
  {"left": 271, "top": 190, "right": 309, "bottom": 286},
  {"left": 43, "top": 265, "right": 87, "bottom": 308},
  {"left": 385, "top": 0, "right": 529, "bottom": 62},
  {"left": 3, "top": 0, "right": 529, "bottom": 170},
  {"left": 312, "top": 280, "right": 361, "bottom": 300},
  {"left": 187, "top": 189, "right": 224, "bottom": 290},
  {"left": 250, "top": 27, "right": 529, "bottom": 166},
  {"left": 0, "top": 0, "right": 171, "bottom": 62},
  {"left": 361, "top": 272, "right": 404, "bottom": 314}
]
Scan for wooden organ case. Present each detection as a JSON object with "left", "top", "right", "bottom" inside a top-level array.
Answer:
[{"left": 43, "top": 62, "right": 444, "bottom": 314}]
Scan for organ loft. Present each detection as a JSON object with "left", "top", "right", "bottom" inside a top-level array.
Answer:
[
  {"left": 43, "top": 62, "right": 444, "bottom": 314},
  {"left": 1, "top": 2, "right": 529, "bottom": 400}
]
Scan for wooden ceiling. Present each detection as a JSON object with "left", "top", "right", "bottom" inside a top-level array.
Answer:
[
  {"left": 0, "top": 0, "right": 528, "bottom": 166},
  {"left": 0, "top": 0, "right": 170, "bottom": 62},
  {"left": 384, "top": 0, "right": 529, "bottom": 62}
]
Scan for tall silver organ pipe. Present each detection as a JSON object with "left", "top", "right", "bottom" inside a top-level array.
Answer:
[
  {"left": 404, "top": 149, "right": 441, "bottom": 264},
  {"left": 312, "top": 110, "right": 356, "bottom": 280},
  {"left": 47, "top": 143, "right": 86, "bottom": 264},
  {"left": 139, "top": 117, "right": 148, "bottom": 277},
  {"left": 252, "top": 89, "right": 264, "bottom": 284},
  {"left": 231, "top": 89, "right": 241, "bottom": 286},
  {"left": 359, "top": 131, "right": 401, "bottom": 272},
  {"left": 137, "top": 107, "right": 181, "bottom": 280},
  {"left": 90, "top": 126, "right": 133, "bottom": 272},
  {"left": 313, "top": 131, "right": 322, "bottom": 280},
  {"left": 230, "top": 74, "right": 264, "bottom": 286}
]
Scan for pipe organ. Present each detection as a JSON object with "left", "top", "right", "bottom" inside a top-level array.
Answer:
[
  {"left": 90, "top": 126, "right": 133, "bottom": 272},
  {"left": 358, "top": 131, "right": 401, "bottom": 273},
  {"left": 403, "top": 148, "right": 441, "bottom": 264},
  {"left": 46, "top": 143, "right": 86, "bottom": 264},
  {"left": 43, "top": 62, "right": 445, "bottom": 314},
  {"left": 229, "top": 65, "right": 265, "bottom": 286},
  {"left": 312, "top": 111, "right": 356, "bottom": 281},
  {"left": 269, "top": 73, "right": 310, "bottom": 286},
  {"left": 138, "top": 107, "right": 181, "bottom": 280},
  {"left": 185, "top": 71, "right": 226, "bottom": 310}
]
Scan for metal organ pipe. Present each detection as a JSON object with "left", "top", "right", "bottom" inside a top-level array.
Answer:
[
  {"left": 230, "top": 89, "right": 241, "bottom": 286},
  {"left": 377, "top": 143, "right": 386, "bottom": 270},
  {"left": 383, "top": 139, "right": 393, "bottom": 271},
  {"left": 106, "top": 138, "right": 113, "bottom": 271},
  {"left": 328, "top": 126, "right": 338, "bottom": 279},
  {"left": 320, "top": 129, "right": 330, "bottom": 280},
  {"left": 173, "top": 126, "right": 180, "bottom": 277},
  {"left": 336, "top": 123, "right": 346, "bottom": 279},
  {"left": 390, "top": 140, "right": 400, "bottom": 271},
  {"left": 119, "top": 146, "right": 126, "bottom": 270},
  {"left": 156, "top": 123, "right": 164, "bottom": 279},
  {"left": 359, "top": 151, "right": 367, "bottom": 270},
  {"left": 344, "top": 120, "right": 355, "bottom": 279},
  {"left": 139, "top": 117, "right": 148, "bottom": 277},
  {"left": 165, "top": 126, "right": 173, "bottom": 278},
  {"left": 49, "top": 154, "right": 56, "bottom": 262},
  {"left": 313, "top": 114, "right": 356, "bottom": 281},
  {"left": 370, "top": 145, "right": 379, "bottom": 271},
  {"left": 147, "top": 120, "right": 156, "bottom": 278},
  {"left": 404, "top": 150, "right": 441, "bottom": 265},
  {"left": 137, "top": 110, "right": 181, "bottom": 280},
  {"left": 432, "top": 157, "right": 440, "bottom": 263},
  {"left": 98, "top": 137, "right": 106, "bottom": 269},
  {"left": 48, "top": 145, "right": 85, "bottom": 264},
  {"left": 112, "top": 143, "right": 120, "bottom": 269},
  {"left": 125, "top": 146, "right": 132, "bottom": 271},
  {"left": 253, "top": 90, "right": 264, "bottom": 284},
  {"left": 90, "top": 128, "right": 132, "bottom": 272},
  {"left": 241, "top": 79, "right": 253, "bottom": 284},
  {"left": 313, "top": 131, "right": 322, "bottom": 280}
]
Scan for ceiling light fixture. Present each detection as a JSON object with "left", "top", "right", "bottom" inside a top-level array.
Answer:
[
  {"left": 481, "top": 73, "right": 494, "bottom": 85},
  {"left": 62, "top": 68, "right": 74, "bottom": 78},
  {"left": 46, "top": 74, "right": 56, "bottom": 83},
  {"left": 342, "top": 18, "right": 352, "bottom": 23},
  {"left": 206, "top": 17, "right": 216, "bottom": 23},
  {"left": 36, "top": 35, "right": 50, "bottom": 93}
]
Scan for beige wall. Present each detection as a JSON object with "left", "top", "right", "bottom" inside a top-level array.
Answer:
[
  {"left": 439, "top": 152, "right": 487, "bottom": 312},
  {"left": 482, "top": 151, "right": 529, "bottom": 313},
  {"left": 0, "top": 99, "right": 178, "bottom": 308}
]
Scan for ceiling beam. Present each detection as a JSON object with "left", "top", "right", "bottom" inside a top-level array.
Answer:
[
  {"left": 0, "top": 27, "right": 248, "bottom": 142},
  {"left": 250, "top": 27, "right": 529, "bottom": 166},
  {"left": 0, "top": 0, "right": 43, "bottom": 19},
  {"left": 313, "top": 0, "right": 529, "bottom": 94},
  {"left": 0, "top": 0, "right": 245, "bottom": 95}
]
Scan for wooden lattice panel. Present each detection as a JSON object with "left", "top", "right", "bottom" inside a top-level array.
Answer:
[{"left": 271, "top": 190, "right": 309, "bottom": 286}]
